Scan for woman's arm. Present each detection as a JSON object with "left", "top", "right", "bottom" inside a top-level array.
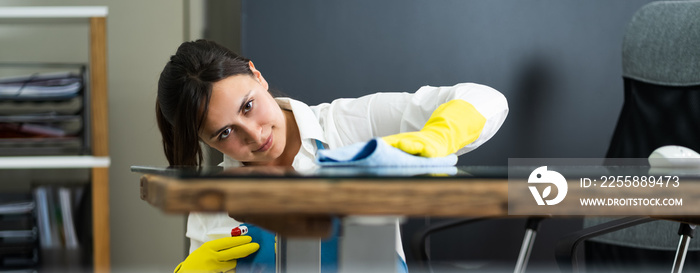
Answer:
[
  {"left": 320, "top": 83, "right": 508, "bottom": 155},
  {"left": 383, "top": 84, "right": 508, "bottom": 157}
]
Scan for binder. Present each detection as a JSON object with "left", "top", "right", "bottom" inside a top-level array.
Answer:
[
  {"left": 29, "top": 185, "right": 84, "bottom": 271},
  {"left": 57, "top": 187, "right": 78, "bottom": 249},
  {"left": 31, "top": 186, "right": 60, "bottom": 250}
]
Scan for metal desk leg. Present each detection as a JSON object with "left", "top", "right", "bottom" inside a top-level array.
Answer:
[
  {"left": 340, "top": 216, "right": 401, "bottom": 273},
  {"left": 281, "top": 237, "right": 321, "bottom": 273}
]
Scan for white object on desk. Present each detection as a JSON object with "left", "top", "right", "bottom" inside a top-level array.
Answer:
[{"left": 648, "top": 145, "right": 700, "bottom": 168}]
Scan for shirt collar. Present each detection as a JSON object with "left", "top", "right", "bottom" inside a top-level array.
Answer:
[{"left": 275, "top": 97, "right": 326, "bottom": 144}]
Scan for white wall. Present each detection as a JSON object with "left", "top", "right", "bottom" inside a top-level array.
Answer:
[
  {"left": 0, "top": 1, "right": 188, "bottom": 271},
  {"left": 106, "top": 1, "right": 186, "bottom": 271}
]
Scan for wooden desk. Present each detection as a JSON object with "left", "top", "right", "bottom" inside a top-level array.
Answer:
[
  {"left": 139, "top": 171, "right": 700, "bottom": 218},
  {"left": 139, "top": 173, "right": 509, "bottom": 217},
  {"left": 136, "top": 165, "right": 700, "bottom": 272},
  {"left": 137, "top": 166, "right": 509, "bottom": 273}
]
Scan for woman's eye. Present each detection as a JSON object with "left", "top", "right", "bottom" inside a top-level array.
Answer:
[
  {"left": 244, "top": 100, "right": 254, "bottom": 113},
  {"left": 220, "top": 128, "right": 232, "bottom": 140}
]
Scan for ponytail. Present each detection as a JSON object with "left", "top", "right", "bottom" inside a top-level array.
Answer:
[
  {"left": 156, "top": 39, "right": 252, "bottom": 166},
  {"left": 156, "top": 99, "right": 202, "bottom": 166}
]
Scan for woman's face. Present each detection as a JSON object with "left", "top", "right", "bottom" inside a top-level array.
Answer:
[{"left": 199, "top": 66, "right": 287, "bottom": 164}]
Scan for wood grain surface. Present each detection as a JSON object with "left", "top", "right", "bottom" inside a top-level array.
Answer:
[{"left": 140, "top": 174, "right": 509, "bottom": 217}]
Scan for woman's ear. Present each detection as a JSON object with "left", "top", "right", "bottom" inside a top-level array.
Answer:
[{"left": 248, "top": 61, "right": 269, "bottom": 91}]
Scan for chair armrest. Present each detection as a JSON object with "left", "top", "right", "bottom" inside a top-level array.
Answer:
[
  {"left": 410, "top": 217, "right": 490, "bottom": 270},
  {"left": 554, "top": 216, "right": 655, "bottom": 273}
]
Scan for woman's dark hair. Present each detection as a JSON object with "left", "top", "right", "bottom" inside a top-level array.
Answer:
[{"left": 156, "top": 39, "right": 253, "bottom": 166}]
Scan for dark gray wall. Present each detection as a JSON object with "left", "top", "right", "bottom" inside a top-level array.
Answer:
[
  {"left": 241, "top": 1, "right": 661, "bottom": 269},
  {"left": 242, "top": 0, "right": 656, "bottom": 166}
]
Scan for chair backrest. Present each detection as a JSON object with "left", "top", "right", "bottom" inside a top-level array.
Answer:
[{"left": 606, "top": 0, "right": 700, "bottom": 159}]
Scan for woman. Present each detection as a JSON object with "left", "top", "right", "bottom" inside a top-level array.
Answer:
[{"left": 156, "top": 39, "right": 508, "bottom": 273}]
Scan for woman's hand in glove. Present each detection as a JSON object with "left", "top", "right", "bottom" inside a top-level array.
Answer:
[
  {"left": 174, "top": 236, "right": 260, "bottom": 273},
  {"left": 382, "top": 99, "right": 486, "bottom": 158}
]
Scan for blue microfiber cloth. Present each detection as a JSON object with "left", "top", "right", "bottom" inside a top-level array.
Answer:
[{"left": 315, "top": 138, "right": 458, "bottom": 167}]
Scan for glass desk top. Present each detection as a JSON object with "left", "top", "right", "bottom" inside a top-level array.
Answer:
[
  {"left": 131, "top": 163, "right": 700, "bottom": 180},
  {"left": 130, "top": 165, "right": 510, "bottom": 179}
]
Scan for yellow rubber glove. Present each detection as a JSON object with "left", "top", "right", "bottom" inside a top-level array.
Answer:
[
  {"left": 382, "top": 99, "right": 486, "bottom": 158},
  {"left": 174, "top": 236, "right": 260, "bottom": 273}
]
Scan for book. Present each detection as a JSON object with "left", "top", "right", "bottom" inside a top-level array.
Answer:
[
  {"left": 31, "top": 186, "right": 60, "bottom": 249},
  {"left": 57, "top": 187, "right": 78, "bottom": 249}
]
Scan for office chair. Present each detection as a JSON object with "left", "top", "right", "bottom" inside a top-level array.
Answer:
[
  {"left": 555, "top": 1, "right": 700, "bottom": 272},
  {"left": 410, "top": 217, "right": 546, "bottom": 273}
]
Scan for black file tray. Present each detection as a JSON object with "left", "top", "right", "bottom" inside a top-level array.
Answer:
[{"left": 0, "top": 63, "right": 90, "bottom": 156}]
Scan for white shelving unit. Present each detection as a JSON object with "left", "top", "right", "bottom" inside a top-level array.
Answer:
[
  {"left": 0, "top": 6, "right": 111, "bottom": 273},
  {"left": 0, "top": 156, "right": 110, "bottom": 169},
  {"left": 0, "top": 6, "right": 107, "bottom": 18}
]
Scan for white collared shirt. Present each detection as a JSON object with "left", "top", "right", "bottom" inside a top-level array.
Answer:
[{"left": 186, "top": 83, "right": 509, "bottom": 259}]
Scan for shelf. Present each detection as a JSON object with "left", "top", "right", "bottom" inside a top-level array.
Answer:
[
  {"left": 0, "top": 6, "right": 107, "bottom": 19},
  {"left": 0, "top": 155, "right": 109, "bottom": 169},
  {"left": 1, "top": 6, "right": 111, "bottom": 272}
]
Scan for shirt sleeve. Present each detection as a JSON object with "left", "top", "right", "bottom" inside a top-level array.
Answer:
[
  {"left": 319, "top": 83, "right": 508, "bottom": 155},
  {"left": 186, "top": 212, "right": 243, "bottom": 253}
]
